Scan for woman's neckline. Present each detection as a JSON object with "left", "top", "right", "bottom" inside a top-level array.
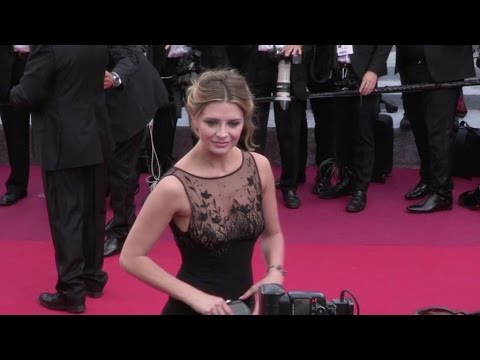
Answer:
[{"left": 173, "top": 151, "right": 245, "bottom": 180}]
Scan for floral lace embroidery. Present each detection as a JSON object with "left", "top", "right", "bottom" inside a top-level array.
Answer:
[{"left": 169, "top": 153, "right": 265, "bottom": 254}]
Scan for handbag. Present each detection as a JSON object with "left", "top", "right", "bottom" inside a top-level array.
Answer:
[{"left": 452, "top": 120, "right": 480, "bottom": 178}]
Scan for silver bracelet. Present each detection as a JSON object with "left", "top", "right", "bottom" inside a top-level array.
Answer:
[{"left": 267, "top": 265, "right": 286, "bottom": 276}]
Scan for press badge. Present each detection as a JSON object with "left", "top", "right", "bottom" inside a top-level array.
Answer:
[{"left": 337, "top": 45, "right": 354, "bottom": 56}]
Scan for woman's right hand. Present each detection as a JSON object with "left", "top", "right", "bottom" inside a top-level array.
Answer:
[{"left": 190, "top": 293, "right": 233, "bottom": 315}]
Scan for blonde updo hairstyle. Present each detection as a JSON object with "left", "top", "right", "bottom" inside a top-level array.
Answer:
[{"left": 185, "top": 68, "right": 257, "bottom": 151}]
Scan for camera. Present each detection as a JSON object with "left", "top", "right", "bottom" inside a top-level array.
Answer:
[
  {"left": 274, "top": 59, "right": 292, "bottom": 110},
  {"left": 174, "top": 47, "right": 203, "bottom": 94},
  {"left": 270, "top": 47, "right": 302, "bottom": 110},
  {"left": 268, "top": 45, "right": 302, "bottom": 65},
  {"left": 258, "top": 283, "right": 356, "bottom": 315}
]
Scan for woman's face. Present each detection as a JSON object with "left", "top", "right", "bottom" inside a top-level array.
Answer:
[{"left": 193, "top": 102, "right": 244, "bottom": 155}]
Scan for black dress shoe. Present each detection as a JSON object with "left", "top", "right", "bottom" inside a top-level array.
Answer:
[
  {"left": 85, "top": 273, "right": 108, "bottom": 298},
  {"left": 0, "top": 192, "right": 27, "bottom": 206},
  {"left": 346, "top": 191, "right": 367, "bottom": 213},
  {"left": 405, "top": 182, "right": 429, "bottom": 200},
  {"left": 407, "top": 193, "right": 453, "bottom": 213},
  {"left": 458, "top": 186, "right": 480, "bottom": 210},
  {"left": 104, "top": 236, "right": 125, "bottom": 257},
  {"left": 282, "top": 189, "right": 300, "bottom": 209},
  {"left": 39, "top": 292, "right": 85, "bottom": 313},
  {"left": 86, "top": 289, "right": 103, "bottom": 298}
]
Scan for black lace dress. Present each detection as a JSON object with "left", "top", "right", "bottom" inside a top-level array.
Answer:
[{"left": 161, "top": 151, "right": 265, "bottom": 315}]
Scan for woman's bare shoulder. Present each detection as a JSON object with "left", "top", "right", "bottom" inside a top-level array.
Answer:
[
  {"left": 148, "top": 173, "right": 187, "bottom": 204},
  {"left": 249, "top": 151, "right": 272, "bottom": 171}
]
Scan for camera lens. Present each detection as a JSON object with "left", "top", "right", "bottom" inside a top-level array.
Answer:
[{"left": 274, "top": 59, "right": 291, "bottom": 110}]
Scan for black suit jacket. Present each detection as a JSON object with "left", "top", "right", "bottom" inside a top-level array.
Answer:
[
  {"left": 305, "top": 45, "right": 392, "bottom": 83},
  {"left": 396, "top": 45, "right": 475, "bottom": 82},
  {"left": 106, "top": 45, "right": 169, "bottom": 143},
  {"left": 350, "top": 45, "right": 392, "bottom": 78},
  {"left": 0, "top": 45, "right": 15, "bottom": 101},
  {"left": 9, "top": 45, "right": 111, "bottom": 171}
]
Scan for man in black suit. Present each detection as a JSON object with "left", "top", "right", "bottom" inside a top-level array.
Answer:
[
  {"left": 397, "top": 45, "right": 475, "bottom": 213},
  {"left": 9, "top": 45, "right": 111, "bottom": 313},
  {"left": 103, "top": 45, "right": 168, "bottom": 257},
  {"left": 341, "top": 45, "right": 392, "bottom": 212},
  {"left": 0, "top": 45, "right": 31, "bottom": 206},
  {"left": 312, "top": 45, "right": 392, "bottom": 212},
  {"left": 234, "top": 45, "right": 308, "bottom": 209}
]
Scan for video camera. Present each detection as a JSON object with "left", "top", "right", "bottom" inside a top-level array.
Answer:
[
  {"left": 258, "top": 283, "right": 357, "bottom": 315},
  {"left": 174, "top": 47, "right": 203, "bottom": 94}
]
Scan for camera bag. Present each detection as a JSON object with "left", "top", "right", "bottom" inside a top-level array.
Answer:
[{"left": 452, "top": 120, "right": 480, "bottom": 178}]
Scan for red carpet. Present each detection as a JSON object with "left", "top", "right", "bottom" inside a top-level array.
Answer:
[{"left": 1, "top": 165, "right": 479, "bottom": 315}]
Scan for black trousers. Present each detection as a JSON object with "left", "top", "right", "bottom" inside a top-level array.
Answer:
[
  {"left": 308, "top": 79, "right": 336, "bottom": 167},
  {"left": 401, "top": 63, "right": 459, "bottom": 194},
  {"left": 0, "top": 56, "right": 30, "bottom": 195},
  {"left": 328, "top": 64, "right": 379, "bottom": 192},
  {"left": 108, "top": 128, "right": 146, "bottom": 237},
  {"left": 274, "top": 100, "right": 308, "bottom": 190},
  {"left": 329, "top": 95, "right": 372, "bottom": 185},
  {"left": 152, "top": 103, "right": 178, "bottom": 174},
  {"left": 42, "top": 163, "right": 107, "bottom": 300}
]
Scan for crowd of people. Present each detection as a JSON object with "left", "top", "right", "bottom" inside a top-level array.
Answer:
[{"left": 0, "top": 45, "right": 478, "bottom": 314}]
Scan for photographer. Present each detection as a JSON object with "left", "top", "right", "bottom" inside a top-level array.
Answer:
[
  {"left": 236, "top": 45, "right": 308, "bottom": 209},
  {"left": 312, "top": 45, "right": 392, "bottom": 212},
  {"left": 103, "top": 45, "right": 169, "bottom": 257},
  {"left": 397, "top": 45, "right": 475, "bottom": 213}
]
